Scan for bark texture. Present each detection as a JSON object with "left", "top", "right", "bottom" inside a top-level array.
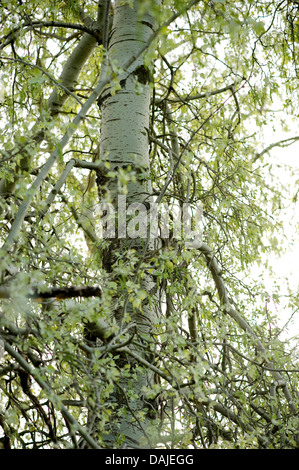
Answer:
[{"left": 97, "top": 0, "right": 160, "bottom": 448}]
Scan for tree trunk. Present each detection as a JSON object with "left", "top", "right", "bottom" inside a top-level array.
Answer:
[{"left": 96, "top": 0, "right": 160, "bottom": 448}]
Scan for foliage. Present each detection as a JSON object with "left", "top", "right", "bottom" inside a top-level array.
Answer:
[{"left": 0, "top": 0, "right": 298, "bottom": 449}]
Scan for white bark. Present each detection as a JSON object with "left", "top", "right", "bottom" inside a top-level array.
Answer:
[
  {"left": 47, "top": 32, "right": 97, "bottom": 114},
  {"left": 100, "top": 1, "right": 156, "bottom": 203},
  {"left": 98, "top": 0, "right": 160, "bottom": 448}
]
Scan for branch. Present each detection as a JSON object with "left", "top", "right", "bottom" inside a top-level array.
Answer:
[
  {"left": 198, "top": 396, "right": 268, "bottom": 447},
  {"left": 37, "top": 158, "right": 107, "bottom": 222},
  {"left": 0, "top": 32, "right": 98, "bottom": 198},
  {"left": 0, "top": 285, "right": 102, "bottom": 300},
  {"left": 0, "top": 56, "right": 83, "bottom": 105},
  {"left": 1, "top": 339, "right": 101, "bottom": 449},
  {"left": 155, "top": 83, "right": 236, "bottom": 104},
  {"left": 46, "top": 32, "right": 98, "bottom": 114},
  {"left": 0, "top": 63, "right": 111, "bottom": 254},
  {"left": 1, "top": 2, "right": 202, "bottom": 254},
  {"left": 0, "top": 21, "right": 99, "bottom": 51},
  {"left": 192, "top": 241, "right": 298, "bottom": 417},
  {"left": 118, "top": 346, "right": 170, "bottom": 383},
  {"left": 253, "top": 136, "right": 299, "bottom": 162}
]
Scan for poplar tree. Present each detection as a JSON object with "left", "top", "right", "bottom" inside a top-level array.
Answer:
[{"left": 0, "top": 0, "right": 298, "bottom": 449}]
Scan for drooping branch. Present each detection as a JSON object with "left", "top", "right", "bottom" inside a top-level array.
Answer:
[
  {"left": 253, "top": 135, "right": 299, "bottom": 162},
  {"left": 196, "top": 241, "right": 298, "bottom": 422},
  {"left": 1, "top": 339, "right": 101, "bottom": 449}
]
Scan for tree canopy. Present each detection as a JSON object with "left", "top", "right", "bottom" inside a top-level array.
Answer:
[{"left": 0, "top": 0, "right": 298, "bottom": 449}]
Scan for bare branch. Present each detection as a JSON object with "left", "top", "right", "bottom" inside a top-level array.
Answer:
[{"left": 253, "top": 136, "right": 299, "bottom": 162}]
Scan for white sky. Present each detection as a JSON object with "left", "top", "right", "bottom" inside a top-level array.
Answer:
[{"left": 253, "top": 118, "right": 299, "bottom": 341}]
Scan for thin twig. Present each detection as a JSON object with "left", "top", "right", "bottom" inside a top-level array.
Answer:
[{"left": 0, "top": 56, "right": 83, "bottom": 105}]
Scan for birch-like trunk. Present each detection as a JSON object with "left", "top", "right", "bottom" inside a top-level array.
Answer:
[{"left": 97, "top": 0, "right": 160, "bottom": 448}]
